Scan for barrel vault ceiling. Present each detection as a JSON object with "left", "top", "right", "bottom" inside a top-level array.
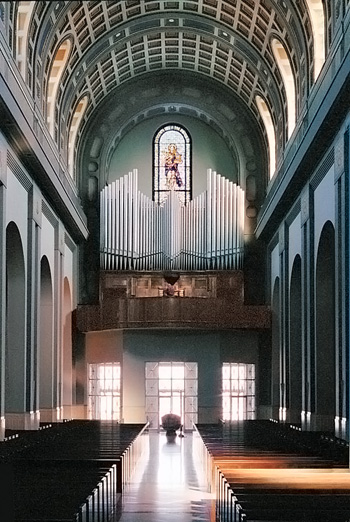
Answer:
[{"left": 7, "top": 0, "right": 319, "bottom": 199}]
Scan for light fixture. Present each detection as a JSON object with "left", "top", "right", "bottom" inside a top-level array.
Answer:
[
  {"left": 169, "top": 18, "right": 174, "bottom": 22},
  {"left": 222, "top": 31, "right": 228, "bottom": 37}
]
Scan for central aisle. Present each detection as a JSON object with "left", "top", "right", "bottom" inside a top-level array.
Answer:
[{"left": 118, "top": 431, "right": 216, "bottom": 522}]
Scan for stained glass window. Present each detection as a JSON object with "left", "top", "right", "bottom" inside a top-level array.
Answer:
[{"left": 153, "top": 124, "right": 191, "bottom": 205}]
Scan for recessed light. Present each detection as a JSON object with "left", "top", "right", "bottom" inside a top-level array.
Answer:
[
  {"left": 116, "top": 32, "right": 121, "bottom": 37},
  {"left": 222, "top": 31, "right": 228, "bottom": 37},
  {"left": 169, "top": 19, "right": 174, "bottom": 22}
]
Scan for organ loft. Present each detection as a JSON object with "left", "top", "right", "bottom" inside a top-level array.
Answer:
[{"left": 1, "top": 2, "right": 350, "bottom": 521}]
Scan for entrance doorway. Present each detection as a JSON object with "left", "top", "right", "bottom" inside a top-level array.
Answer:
[
  {"left": 88, "top": 363, "right": 121, "bottom": 420},
  {"left": 145, "top": 362, "right": 198, "bottom": 430}
]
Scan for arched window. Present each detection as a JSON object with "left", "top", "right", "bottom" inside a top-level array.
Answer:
[
  {"left": 153, "top": 124, "right": 191, "bottom": 205},
  {"left": 271, "top": 38, "right": 296, "bottom": 139},
  {"left": 306, "top": 0, "right": 325, "bottom": 81},
  {"left": 256, "top": 95, "right": 276, "bottom": 180},
  {"left": 46, "top": 38, "right": 72, "bottom": 138},
  {"left": 68, "top": 95, "right": 89, "bottom": 179},
  {"left": 15, "top": 1, "right": 35, "bottom": 78}
]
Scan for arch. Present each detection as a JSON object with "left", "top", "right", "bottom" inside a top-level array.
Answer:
[
  {"left": 46, "top": 38, "right": 72, "bottom": 138},
  {"left": 15, "top": 1, "right": 35, "bottom": 78},
  {"left": 62, "top": 277, "right": 73, "bottom": 418},
  {"left": 271, "top": 38, "right": 296, "bottom": 139},
  {"left": 315, "top": 221, "right": 335, "bottom": 431},
  {"left": 306, "top": 0, "right": 326, "bottom": 80},
  {"left": 68, "top": 95, "right": 89, "bottom": 180},
  {"left": 153, "top": 123, "right": 192, "bottom": 205},
  {"left": 289, "top": 255, "right": 302, "bottom": 424},
  {"left": 271, "top": 276, "right": 280, "bottom": 420},
  {"left": 5, "top": 222, "right": 26, "bottom": 419},
  {"left": 256, "top": 95, "right": 276, "bottom": 179},
  {"left": 39, "top": 256, "right": 54, "bottom": 421}
]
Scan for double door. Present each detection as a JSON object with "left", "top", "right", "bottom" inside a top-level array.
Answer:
[{"left": 145, "top": 362, "right": 198, "bottom": 430}]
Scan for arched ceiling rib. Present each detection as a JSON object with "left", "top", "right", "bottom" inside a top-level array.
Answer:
[{"left": 14, "top": 0, "right": 314, "bottom": 154}]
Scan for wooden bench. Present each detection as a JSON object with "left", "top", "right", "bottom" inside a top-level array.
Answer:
[
  {"left": 0, "top": 420, "right": 149, "bottom": 521},
  {"left": 195, "top": 420, "right": 350, "bottom": 522}
]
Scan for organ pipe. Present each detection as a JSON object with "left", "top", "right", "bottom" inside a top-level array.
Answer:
[{"left": 100, "top": 168, "right": 244, "bottom": 271}]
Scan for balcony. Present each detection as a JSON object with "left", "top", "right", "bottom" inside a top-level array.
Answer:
[{"left": 75, "top": 271, "right": 271, "bottom": 332}]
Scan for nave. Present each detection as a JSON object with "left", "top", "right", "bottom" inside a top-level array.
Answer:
[
  {"left": 1, "top": 419, "right": 350, "bottom": 521},
  {"left": 118, "top": 432, "right": 216, "bottom": 522}
]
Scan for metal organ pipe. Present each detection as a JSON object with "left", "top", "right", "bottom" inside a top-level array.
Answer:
[{"left": 101, "top": 169, "right": 244, "bottom": 271}]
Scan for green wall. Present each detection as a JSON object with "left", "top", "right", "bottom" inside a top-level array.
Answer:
[{"left": 108, "top": 115, "right": 238, "bottom": 199}]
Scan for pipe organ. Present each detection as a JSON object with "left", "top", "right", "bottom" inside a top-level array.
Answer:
[{"left": 100, "top": 169, "right": 245, "bottom": 271}]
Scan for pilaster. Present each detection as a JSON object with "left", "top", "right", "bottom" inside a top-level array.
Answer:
[
  {"left": 26, "top": 185, "right": 42, "bottom": 429},
  {"left": 54, "top": 222, "right": 65, "bottom": 418},
  {"left": 279, "top": 223, "right": 288, "bottom": 422},
  {"left": 300, "top": 185, "right": 314, "bottom": 431},
  {"left": 334, "top": 131, "right": 348, "bottom": 440},
  {"left": 0, "top": 144, "right": 6, "bottom": 440}
]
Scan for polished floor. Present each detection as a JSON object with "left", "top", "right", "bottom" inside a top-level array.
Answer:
[{"left": 118, "top": 431, "right": 216, "bottom": 522}]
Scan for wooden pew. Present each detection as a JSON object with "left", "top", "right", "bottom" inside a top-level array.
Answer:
[
  {"left": 194, "top": 420, "right": 350, "bottom": 522},
  {"left": 0, "top": 420, "right": 149, "bottom": 521}
]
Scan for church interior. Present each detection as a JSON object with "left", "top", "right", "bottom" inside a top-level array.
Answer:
[{"left": 1, "top": 1, "right": 350, "bottom": 521}]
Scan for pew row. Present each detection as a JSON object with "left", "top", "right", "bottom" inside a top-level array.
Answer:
[
  {"left": 194, "top": 420, "right": 350, "bottom": 522},
  {"left": 0, "top": 420, "right": 149, "bottom": 521}
]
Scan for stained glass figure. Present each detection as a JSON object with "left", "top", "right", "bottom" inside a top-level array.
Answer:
[{"left": 153, "top": 124, "right": 191, "bottom": 205}]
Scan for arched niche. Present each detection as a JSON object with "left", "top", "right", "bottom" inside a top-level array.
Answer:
[
  {"left": 271, "top": 276, "right": 280, "bottom": 420},
  {"left": 289, "top": 255, "right": 302, "bottom": 424},
  {"left": 315, "top": 220, "right": 335, "bottom": 431},
  {"left": 5, "top": 222, "right": 26, "bottom": 419},
  {"left": 39, "top": 256, "right": 54, "bottom": 421}
]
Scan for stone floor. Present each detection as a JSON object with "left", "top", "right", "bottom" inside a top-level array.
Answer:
[{"left": 118, "top": 431, "right": 216, "bottom": 522}]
